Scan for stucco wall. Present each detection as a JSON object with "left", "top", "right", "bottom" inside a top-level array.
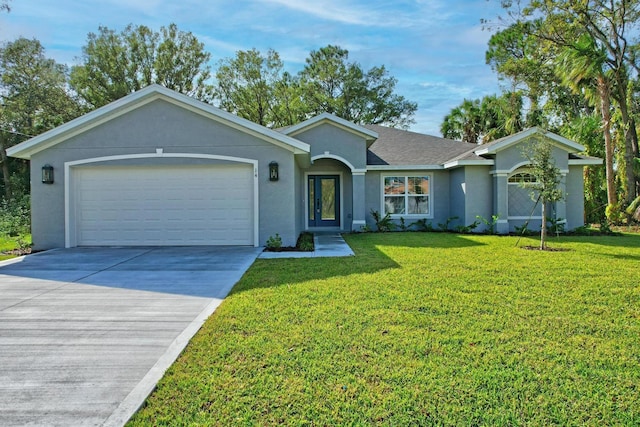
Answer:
[
  {"left": 495, "top": 137, "right": 569, "bottom": 172},
  {"left": 291, "top": 123, "right": 367, "bottom": 170},
  {"left": 565, "top": 165, "right": 585, "bottom": 228},
  {"left": 365, "top": 169, "right": 450, "bottom": 229},
  {"left": 448, "top": 168, "right": 466, "bottom": 229},
  {"left": 30, "top": 99, "right": 299, "bottom": 249},
  {"left": 493, "top": 135, "right": 578, "bottom": 233},
  {"left": 463, "top": 166, "right": 493, "bottom": 230}
]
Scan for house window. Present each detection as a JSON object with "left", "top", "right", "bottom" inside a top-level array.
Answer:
[
  {"left": 508, "top": 170, "right": 541, "bottom": 218},
  {"left": 383, "top": 175, "right": 431, "bottom": 216},
  {"left": 508, "top": 172, "right": 537, "bottom": 183}
]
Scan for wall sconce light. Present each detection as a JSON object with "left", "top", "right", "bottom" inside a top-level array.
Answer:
[
  {"left": 269, "top": 161, "right": 279, "bottom": 181},
  {"left": 42, "top": 164, "right": 54, "bottom": 184}
]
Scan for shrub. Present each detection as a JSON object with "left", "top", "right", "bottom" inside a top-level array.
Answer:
[
  {"left": 0, "top": 195, "right": 30, "bottom": 237},
  {"left": 514, "top": 224, "right": 532, "bottom": 236},
  {"left": 296, "top": 232, "right": 314, "bottom": 251},
  {"left": 265, "top": 233, "right": 282, "bottom": 249},
  {"left": 547, "top": 217, "right": 565, "bottom": 235},
  {"left": 410, "top": 218, "right": 435, "bottom": 232},
  {"left": 476, "top": 214, "right": 500, "bottom": 235},
  {"left": 438, "top": 216, "right": 459, "bottom": 231},
  {"left": 455, "top": 220, "right": 479, "bottom": 234},
  {"left": 370, "top": 209, "right": 394, "bottom": 232}
]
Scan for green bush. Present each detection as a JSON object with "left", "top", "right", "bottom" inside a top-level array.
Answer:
[
  {"left": 0, "top": 195, "right": 30, "bottom": 237},
  {"left": 370, "top": 209, "right": 395, "bottom": 232},
  {"left": 296, "top": 232, "right": 314, "bottom": 251},
  {"left": 265, "top": 233, "right": 282, "bottom": 249},
  {"left": 410, "top": 218, "right": 434, "bottom": 232}
]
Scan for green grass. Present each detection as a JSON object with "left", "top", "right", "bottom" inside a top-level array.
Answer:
[
  {"left": 0, "top": 234, "right": 31, "bottom": 261},
  {"left": 129, "top": 233, "right": 640, "bottom": 426}
]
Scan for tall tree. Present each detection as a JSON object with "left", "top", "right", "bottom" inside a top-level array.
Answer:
[
  {"left": 0, "top": 38, "right": 81, "bottom": 199},
  {"left": 298, "top": 45, "right": 417, "bottom": 128},
  {"left": 70, "top": 23, "right": 214, "bottom": 108},
  {"left": 556, "top": 34, "right": 618, "bottom": 207},
  {"left": 441, "top": 99, "right": 482, "bottom": 143},
  {"left": 480, "top": 92, "right": 525, "bottom": 140},
  {"left": 441, "top": 92, "right": 525, "bottom": 143},
  {"left": 215, "top": 49, "right": 295, "bottom": 127},
  {"left": 504, "top": 0, "right": 640, "bottom": 205}
]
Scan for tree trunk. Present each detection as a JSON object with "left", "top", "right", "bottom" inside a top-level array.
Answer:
[
  {"left": 540, "top": 199, "right": 547, "bottom": 250},
  {"left": 0, "top": 136, "right": 12, "bottom": 200},
  {"left": 598, "top": 79, "right": 616, "bottom": 207},
  {"left": 614, "top": 74, "right": 639, "bottom": 204}
]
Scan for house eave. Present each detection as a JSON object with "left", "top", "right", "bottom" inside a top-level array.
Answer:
[
  {"left": 443, "top": 159, "right": 495, "bottom": 169},
  {"left": 568, "top": 158, "right": 603, "bottom": 165},
  {"left": 474, "top": 127, "right": 585, "bottom": 156},
  {"left": 7, "top": 85, "right": 310, "bottom": 160},
  {"left": 367, "top": 164, "right": 444, "bottom": 171},
  {"left": 282, "top": 113, "right": 379, "bottom": 144}
]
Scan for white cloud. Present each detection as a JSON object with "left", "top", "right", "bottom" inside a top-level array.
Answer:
[
  {"left": 0, "top": 0, "right": 506, "bottom": 136},
  {"left": 255, "top": 0, "right": 429, "bottom": 28}
]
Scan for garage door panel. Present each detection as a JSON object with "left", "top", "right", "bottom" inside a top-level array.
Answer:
[{"left": 74, "top": 165, "right": 254, "bottom": 246}]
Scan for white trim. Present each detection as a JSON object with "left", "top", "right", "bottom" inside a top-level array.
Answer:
[
  {"left": 508, "top": 216, "right": 543, "bottom": 220},
  {"left": 497, "top": 220, "right": 509, "bottom": 224},
  {"left": 283, "top": 112, "right": 378, "bottom": 142},
  {"left": 380, "top": 173, "right": 434, "bottom": 219},
  {"left": 352, "top": 171, "right": 366, "bottom": 176},
  {"left": 443, "top": 159, "right": 494, "bottom": 169},
  {"left": 507, "top": 161, "right": 530, "bottom": 174},
  {"left": 311, "top": 154, "right": 357, "bottom": 172},
  {"left": 64, "top": 152, "right": 260, "bottom": 248},
  {"left": 506, "top": 168, "right": 544, "bottom": 221},
  {"left": 352, "top": 220, "right": 366, "bottom": 230},
  {"left": 474, "top": 127, "right": 585, "bottom": 156},
  {"left": 304, "top": 171, "right": 345, "bottom": 232},
  {"left": 569, "top": 158, "right": 603, "bottom": 165},
  {"left": 495, "top": 165, "right": 568, "bottom": 175},
  {"left": 8, "top": 84, "right": 310, "bottom": 159},
  {"left": 367, "top": 164, "right": 444, "bottom": 171}
]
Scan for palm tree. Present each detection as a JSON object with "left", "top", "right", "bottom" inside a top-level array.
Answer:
[
  {"left": 441, "top": 99, "right": 482, "bottom": 144},
  {"left": 556, "top": 34, "right": 617, "bottom": 208}
]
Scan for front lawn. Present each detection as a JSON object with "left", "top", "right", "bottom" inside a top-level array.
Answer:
[{"left": 129, "top": 233, "right": 640, "bottom": 426}]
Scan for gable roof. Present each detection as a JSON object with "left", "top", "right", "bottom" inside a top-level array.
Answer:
[
  {"left": 364, "top": 124, "right": 491, "bottom": 168},
  {"left": 474, "top": 127, "right": 584, "bottom": 156},
  {"left": 7, "top": 84, "right": 310, "bottom": 160},
  {"left": 281, "top": 113, "right": 378, "bottom": 144}
]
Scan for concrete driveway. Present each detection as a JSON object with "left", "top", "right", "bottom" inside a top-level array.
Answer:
[{"left": 0, "top": 246, "right": 262, "bottom": 427}]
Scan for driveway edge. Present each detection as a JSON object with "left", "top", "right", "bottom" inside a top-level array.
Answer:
[{"left": 101, "top": 297, "right": 224, "bottom": 427}]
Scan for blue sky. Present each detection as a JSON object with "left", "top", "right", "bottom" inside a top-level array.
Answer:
[{"left": 0, "top": 0, "right": 507, "bottom": 135}]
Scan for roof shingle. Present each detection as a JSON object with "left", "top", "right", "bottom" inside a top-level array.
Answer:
[{"left": 364, "top": 124, "right": 483, "bottom": 166}]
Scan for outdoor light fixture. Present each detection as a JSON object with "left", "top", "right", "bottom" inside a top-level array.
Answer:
[
  {"left": 269, "top": 161, "right": 279, "bottom": 181},
  {"left": 42, "top": 164, "right": 54, "bottom": 184}
]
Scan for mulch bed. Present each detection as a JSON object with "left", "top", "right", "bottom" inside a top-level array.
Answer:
[
  {"left": 263, "top": 246, "right": 311, "bottom": 252},
  {"left": 520, "top": 246, "right": 571, "bottom": 252},
  {"left": 1, "top": 248, "right": 32, "bottom": 256}
]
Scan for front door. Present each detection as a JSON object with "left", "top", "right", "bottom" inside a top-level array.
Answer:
[{"left": 308, "top": 175, "right": 340, "bottom": 227}]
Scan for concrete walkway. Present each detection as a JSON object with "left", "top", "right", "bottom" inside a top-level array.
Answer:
[
  {"left": 259, "top": 233, "right": 354, "bottom": 259},
  {"left": 0, "top": 246, "right": 262, "bottom": 427}
]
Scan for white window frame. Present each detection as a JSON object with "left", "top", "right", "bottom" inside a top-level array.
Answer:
[
  {"left": 381, "top": 173, "right": 433, "bottom": 219},
  {"left": 507, "top": 170, "right": 542, "bottom": 220}
]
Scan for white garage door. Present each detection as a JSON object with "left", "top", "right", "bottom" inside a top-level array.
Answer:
[{"left": 73, "top": 165, "right": 254, "bottom": 246}]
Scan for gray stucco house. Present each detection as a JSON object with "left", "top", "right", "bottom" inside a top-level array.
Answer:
[{"left": 8, "top": 85, "right": 601, "bottom": 250}]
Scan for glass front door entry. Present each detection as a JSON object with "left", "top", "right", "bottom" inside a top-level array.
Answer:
[{"left": 308, "top": 175, "right": 340, "bottom": 227}]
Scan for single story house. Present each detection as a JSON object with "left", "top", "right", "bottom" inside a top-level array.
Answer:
[{"left": 8, "top": 85, "right": 601, "bottom": 250}]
